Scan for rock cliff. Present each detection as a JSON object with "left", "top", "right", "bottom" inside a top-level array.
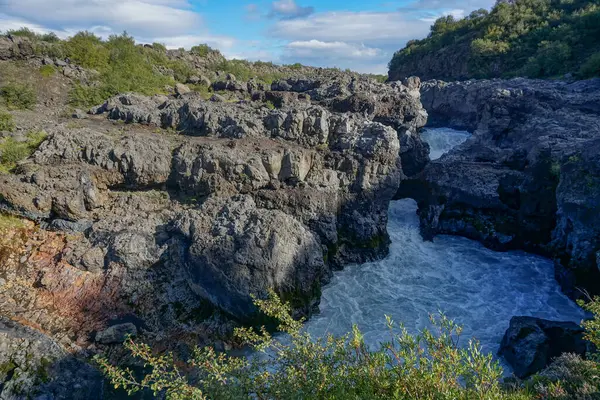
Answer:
[
  {"left": 401, "top": 78, "right": 600, "bottom": 298},
  {"left": 0, "top": 63, "right": 426, "bottom": 397}
]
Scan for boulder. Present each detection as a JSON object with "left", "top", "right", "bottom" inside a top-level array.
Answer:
[
  {"left": 0, "top": 317, "right": 103, "bottom": 399},
  {"left": 175, "top": 83, "right": 191, "bottom": 97},
  {"left": 95, "top": 323, "right": 138, "bottom": 344},
  {"left": 498, "top": 316, "right": 588, "bottom": 378}
]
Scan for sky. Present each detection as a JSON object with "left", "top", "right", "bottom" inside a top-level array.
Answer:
[{"left": 0, "top": 0, "right": 496, "bottom": 74}]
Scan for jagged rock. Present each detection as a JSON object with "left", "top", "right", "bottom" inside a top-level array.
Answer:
[
  {"left": 95, "top": 323, "right": 138, "bottom": 344},
  {"left": 177, "top": 195, "right": 326, "bottom": 320},
  {"left": 0, "top": 317, "right": 103, "bottom": 399},
  {"left": 498, "top": 316, "right": 588, "bottom": 378},
  {"left": 0, "top": 73, "right": 423, "bottom": 399},
  {"left": 72, "top": 108, "right": 87, "bottom": 119},
  {"left": 405, "top": 78, "right": 600, "bottom": 298}
]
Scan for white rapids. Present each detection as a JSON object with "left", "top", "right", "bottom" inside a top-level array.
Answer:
[{"left": 304, "top": 127, "right": 585, "bottom": 365}]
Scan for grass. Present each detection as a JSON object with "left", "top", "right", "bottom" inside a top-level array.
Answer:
[
  {"left": 39, "top": 64, "right": 56, "bottom": 78},
  {"left": 0, "top": 213, "right": 26, "bottom": 230},
  {"left": 1, "top": 82, "right": 37, "bottom": 110},
  {"left": 0, "top": 110, "right": 15, "bottom": 132},
  {"left": 0, "top": 130, "right": 48, "bottom": 173}
]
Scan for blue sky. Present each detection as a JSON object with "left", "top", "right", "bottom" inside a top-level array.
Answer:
[{"left": 0, "top": 0, "right": 495, "bottom": 73}]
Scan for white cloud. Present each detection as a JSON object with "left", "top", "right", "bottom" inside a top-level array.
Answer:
[
  {"left": 1, "top": 0, "right": 201, "bottom": 37},
  {"left": 269, "top": 0, "right": 314, "bottom": 19},
  {"left": 270, "top": 11, "right": 430, "bottom": 46},
  {"left": 286, "top": 40, "right": 381, "bottom": 59}
]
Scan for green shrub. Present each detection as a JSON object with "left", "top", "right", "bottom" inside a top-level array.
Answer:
[
  {"left": 5, "top": 27, "right": 38, "bottom": 40},
  {"left": 97, "top": 291, "right": 532, "bottom": 400},
  {"left": 39, "top": 64, "right": 56, "bottom": 78},
  {"left": 1, "top": 83, "right": 37, "bottom": 110},
  {"left": 528, "top": 353, "right": 600, "bottom": 400},
  {"left": 191, "top": 44, "right": 212, "bottom": 57},
  {"left": 68, "top": 33, "right": 173, "bottom": 107},
  {"left": 152, "top": 42, "right": 167, "bottom": 53},
  {"left": 64, "top": 31, "right": 110, "bottom": 70},
  {"left": 579, "top": 52, "right": 600, "bottom": 78},
  {"left": 39, "top": 32, "right": 61, "bottom": 43},
  {"left": 265, "top": 100, "right": 276, "bottom": 110},
  {"left": 0, "top": 110, "right": 15, "bottom": 132},
  {"left": 388, "top": 0, "right": 600, "bottom": 80},
  {"left": 0, "top": 130, "right": 47, "bottom": 173}
]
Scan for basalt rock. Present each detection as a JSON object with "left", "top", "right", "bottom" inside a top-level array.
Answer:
[
  {"left": 499, "top": 316, "right": 588, "bottom": 378},
  {"left": 0, "top": 317, "right": 103, "bottom": 400},
  {"left": 403, "top": 78, "right": 600, "bottom": 298},
  {"left": 0, "top": 77, "right": 424, "bottom": 341}
]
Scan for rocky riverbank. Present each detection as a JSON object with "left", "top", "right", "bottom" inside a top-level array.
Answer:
[
  {"left": 400, "top": 77, "right": 600, "bottom": 299},
  {"left": 0, "top": 44, "right": 428, "bottom": 397}
]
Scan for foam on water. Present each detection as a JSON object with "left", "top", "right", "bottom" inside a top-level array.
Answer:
[{"left": 304, "top": 128, "right": 585, "bottom": 364}]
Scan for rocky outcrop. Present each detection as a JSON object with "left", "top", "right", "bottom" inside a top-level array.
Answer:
[
  {"left": 402, "top": 78, "right": 600, "bottom": 298},
  {"left": 499, "top": 316, "right": 588, "bottom": 378},
  {"left": 0, "top": 317, "right": 103, "bottom": 400},
  {"left": 0, "top": 76, "right": 426, "bottom": 356}
]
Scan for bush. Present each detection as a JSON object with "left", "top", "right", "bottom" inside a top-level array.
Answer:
[
  {"left": 529, "top": 354, "right": 600, "bottom": 400},
  {"left": 64, "top": 31, "right": 109, "bottom": 70},
  {"left": 68, "top": 33, "right": 173, "bottom": 107},
  {"left": 152, "top": 42, "right": 167, "bottom": 53},
  {"left": 69, "top": 84, "right": 110, "bottom": 108},
  {"left": 5, "top": 27, "right": 38, "bottom": 40},
  {"left": 97, "top": 291, "right": 531, "bottom": 400},
  {"left": 191, "top": 44, "right": 212, "bottom": 57},
  {"left": 1, "top": 83, "right": 37, "bottom": 110},
  {"left": 579, "top": 52, "right": 600, "bottom": 78},
  {"left": 0, "top": 110, "right": 15, "bottom": 132},
  {"left": 0, "top": 130, "right": 47, "bottom": 173},
  {"left": 39, "top": 32, "right": 61, "bottom": 43}
]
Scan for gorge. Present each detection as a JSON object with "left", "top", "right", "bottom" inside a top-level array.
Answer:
[
  {"left": 306, "top": 128, "right": 585, "bottom": 372},
  {"left": 0, "top": 25, "right": 599, "bottom": 398}
]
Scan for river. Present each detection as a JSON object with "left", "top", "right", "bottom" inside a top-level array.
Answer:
[{"left": 304, "top": 127, "right": 585, "bottom": 363}]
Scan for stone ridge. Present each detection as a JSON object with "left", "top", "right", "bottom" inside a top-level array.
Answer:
[{"left": 0, "top": 73, "right": 426, "bottom": 365}]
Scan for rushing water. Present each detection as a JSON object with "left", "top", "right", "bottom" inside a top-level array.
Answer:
[
  {"left": 420, "top": 127, "right": 471, "bottom": 160},
  {"left": 304, "top": 127, "right": 585, "bottom": 363}
]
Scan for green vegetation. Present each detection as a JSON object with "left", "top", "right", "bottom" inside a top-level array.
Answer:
[
  {"left": 0, "top": 110, "right": 15, "bottom": 132},
  {"left": 1, "top": 82, "right": 37, "bottom": 110},
  {"left": 389, "top": 0, "right": 600, "bottom": 80},
  {"left": 0, "top": 130, "right": 47, "bottom": 173},
  {"left": 191, "top": 44, "right": 212, "bottom": 57},
  {"left": 39, "top": 64, "right": 56, "bottom": 78},
  {"left": 5, "top": 27, "right": 60, "bottom": 43},
  {"left": 211, "top": 59, "right": 285, "bottom": 85},
  {"left": 1, "top": 30, "right": 199, "bottom": 108},
  {"left": 96, "top": 291, "right": 600, "bottom": 400}
]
